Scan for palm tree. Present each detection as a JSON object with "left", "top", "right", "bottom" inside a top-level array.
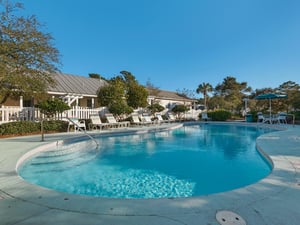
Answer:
[{"left": 196, "top": 82, "right": 213, "bottom": 109}]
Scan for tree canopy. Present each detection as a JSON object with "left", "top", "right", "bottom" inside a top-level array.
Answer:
[
  {"left": 197, "top": 77, "right": 299, "bottom": 115},
  {"left": 277, "top": 81, "right": 300, "bottom": 111},
  {"left": 97, "top": 78, "right": 125, "bottom": 107},
  {"left": 0, "top": 1, "right": 60, "bottom": 104},
  {"left": 147, "top": 103, "right": 164, "bottom": 115},
  {"left": 88, "top": 73, "right": 101, "bottom": 79},
  {"left": 120, "top": 71, "right": 148, "bottom": 108},
  {"left": 97, "top": 71, "right": 148, "bottom": 116},
  {"left": 171, "top": 104, "right": 189, "bottom": 119},
  {"left": 196, "top": 82, "right": 213, "bottom": 109},
  {"left": 207, "top": 76, "right": 252, "bottom": 112},
  {"left": 35, "top": 98, "right": 70, "bottom": 118}
]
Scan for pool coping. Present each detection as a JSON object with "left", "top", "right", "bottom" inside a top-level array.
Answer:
[{"left": 1, "top": 122, "right": 300, "bottom": 225}]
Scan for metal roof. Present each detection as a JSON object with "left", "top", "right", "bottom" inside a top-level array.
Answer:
[
  {"left": 148, "top": 88, "right": 194, "bottom": 102},
  {"left": 48, "top": 73, "right": 106, "bottom": 96},
  {"left": 48, "top": 73, "right": 193, "bottom": 102}
]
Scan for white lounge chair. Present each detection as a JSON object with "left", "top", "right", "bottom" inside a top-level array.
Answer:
[
  {"left": 257, "top": 112, "right": 272, "bottom": 124},
  {"left": 278, "top": 113, "right": 287, "bottom": 124},
  {"left": 131, "top": 114, "right": 143, "bottom": 126},
  {"left": 140, "top": 114, "right": 155, "bottom": 125},
  {"left": 167, "top": 113, "right": 176, "bottom": 122},
  {"left": 89, "top": 114, "right": 107, "bottom": 130},
  {"left": 257, "top": 112, "right": 266, "bottom": 123},
  {"left": 201, "top": 112, "right": 211, "bottom": 121},
  {"left": 67, "top": 118, "right": 86, "bottom": 132},
  {"left": 105, "top": 113, "right": 130, "bottom": 128},
  {"left": 155, "top": 113, "right": 168, "bottom": 123},
  {"left": 273, "top": 112, "right": 287, "bottom": 124},
  {"left": 131, "top": 114, "right": 151, "bottom": 126}
]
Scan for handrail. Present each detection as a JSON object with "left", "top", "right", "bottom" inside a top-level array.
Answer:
[
  {"left": 287, "top": 114, "right": 295, "bottom": 127},
  {"left": 65, "top": 117, "right": 99, "bottom": 148}
]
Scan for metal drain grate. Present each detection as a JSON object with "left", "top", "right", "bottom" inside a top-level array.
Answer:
[{"left": 216, "top": 210, "right": 246, "bottom": 225}]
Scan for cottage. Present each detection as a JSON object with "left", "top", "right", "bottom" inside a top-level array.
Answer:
[
  {"left": 48, "top": 73, "right": 105, "bottom": 108},
  {"left": 147, "top": 88, "right": 194, "bottom": 110},
  {"left": 1, "top": 73, "right": 198, "bottom": 123}
]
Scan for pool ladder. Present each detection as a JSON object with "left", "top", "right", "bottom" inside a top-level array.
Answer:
[{"left": 65, "top": 117, "right": 99, "bottom": 148}]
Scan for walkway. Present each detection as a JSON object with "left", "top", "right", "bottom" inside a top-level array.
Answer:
[{"left": 0, "top": 123, "right": 300, "bottom": 225}]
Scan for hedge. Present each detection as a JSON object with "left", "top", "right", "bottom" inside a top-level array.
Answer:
[
  {"left": 207, "top": 110, "right": 232, "bottom": 121},
  {"left": 0, "top": 120, "right": 69, "bottom": 136}
]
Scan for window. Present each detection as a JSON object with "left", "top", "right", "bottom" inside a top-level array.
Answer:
[
  {"left": 87, "top": 99, "right": 93, "bottom": 108},
  {"left": 23, "top": 98, "right": 33, "bottom": 107}
]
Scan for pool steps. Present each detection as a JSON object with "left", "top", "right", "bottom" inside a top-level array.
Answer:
[
  {"left": 17, "top": 123, "right": 184, "bottom": 174},
  {"left": 20, "top": 140, "right": 99, "bottom": 173}
]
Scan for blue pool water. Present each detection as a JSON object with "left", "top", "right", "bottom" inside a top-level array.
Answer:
[{"left": 19, "top": 124, "right": 273, "bottom": 198}]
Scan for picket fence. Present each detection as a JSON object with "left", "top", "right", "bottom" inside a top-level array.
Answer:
[
  {"left": 0, "top": 105, "right": 201, "bottom": 125},
  {"left": 0, "top": 106, "right": 106, "bottom": 124}
]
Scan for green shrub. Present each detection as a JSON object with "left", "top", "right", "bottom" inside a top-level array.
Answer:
[
  {"left": 0, "top": 120, "right": 68, "bottom": 136},
  {"left": 43, "top": 120, "right": 69, "bottom": 132},
  {"left": 172, "top": 105, "right": 189, "bottom": 119},
  {"left": 36, "top": 98, "right": 71, "bottom": 117},
  {"left": 0, "top": 121, "right": 39, "bottom": 135},
  {"left": 108, "top": 101, "right": 133, "bottom": 116},
  {"left": 208, "top": 110, "right": 232, "bottom": 121},
  {"left": 147, "top": 103, "right": 165, "bottom": 114},
  {"left": 292, "top": 111, "right": 300, "bottom": 120}
]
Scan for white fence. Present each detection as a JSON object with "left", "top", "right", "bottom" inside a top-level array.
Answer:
[
  {"left": 0, "top": 105, "right": 201, "bottom": 124},
  {"left": 0, "top": 106, "right": 106, "bottom": 124}
]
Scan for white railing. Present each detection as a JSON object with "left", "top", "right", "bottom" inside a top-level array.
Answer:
[
  {"left": 62, "top": 106, "right": 106, "bottom": 119},
  {"left": 0, "top": 106, "right": 107, "bottom": 124},
  {"left": 1, "top": 105, "right": 201, "bottom": 124},
  {"left": 0, "top": 106, "right": 39, "bottom": 124}
]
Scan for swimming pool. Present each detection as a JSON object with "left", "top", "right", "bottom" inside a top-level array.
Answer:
[{"left": 18, "top": 124, "right": 273, "bottom": 198}]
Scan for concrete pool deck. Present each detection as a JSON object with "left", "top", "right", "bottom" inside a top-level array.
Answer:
[{"left": 0, "top": 122, "right": 299, "bottom": 225}]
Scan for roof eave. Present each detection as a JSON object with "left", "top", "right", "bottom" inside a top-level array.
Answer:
[{"left": 47, "top": 91, "right": 97, "bottom": 98}]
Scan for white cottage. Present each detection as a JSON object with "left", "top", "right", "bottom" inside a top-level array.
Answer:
[{"left": 1, "top": 73, "right": 198, "bottom": 123}]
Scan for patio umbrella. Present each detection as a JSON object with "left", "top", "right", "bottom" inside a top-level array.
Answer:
[{"left": 254, "top": 93, "right": 288, "bottom": 118}]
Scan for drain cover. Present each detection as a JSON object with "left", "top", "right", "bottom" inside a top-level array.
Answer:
[{"left": 216, "top": 210, "right": 246, "bottom": 225}]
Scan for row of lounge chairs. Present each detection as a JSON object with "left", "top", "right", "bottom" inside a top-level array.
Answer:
[
  {"left": 67, "top": 114, "right": 129, "bottom": 132},
  {"left": 131, "top": 114, "right": 153, "bottom": 126},
  {"left": 131, "top": 113, "right": 177, "bottom": 125},
  {"left": 257, "top": 112, "right": 287, "bottom": 124},
  {"left": 88, "top": 113, "right": 130, "bottom": 130},
  {"left": 67, "top": 113, "right": 177, "bottom": 132}
]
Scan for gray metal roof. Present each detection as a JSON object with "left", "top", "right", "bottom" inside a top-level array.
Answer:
[
  {"left": 48, "top": 73, "right": 192, "bottom": 102},
  {"left": 148, "top": 88, "right": 193, "bottom": 102},
  {"left": 48, "top": 73, "right": 106, "bottom": 96}
]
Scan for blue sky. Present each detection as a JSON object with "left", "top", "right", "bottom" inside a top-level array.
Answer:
[{"left": 20, "top": 0, "right": 300, "bottom": 95}]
